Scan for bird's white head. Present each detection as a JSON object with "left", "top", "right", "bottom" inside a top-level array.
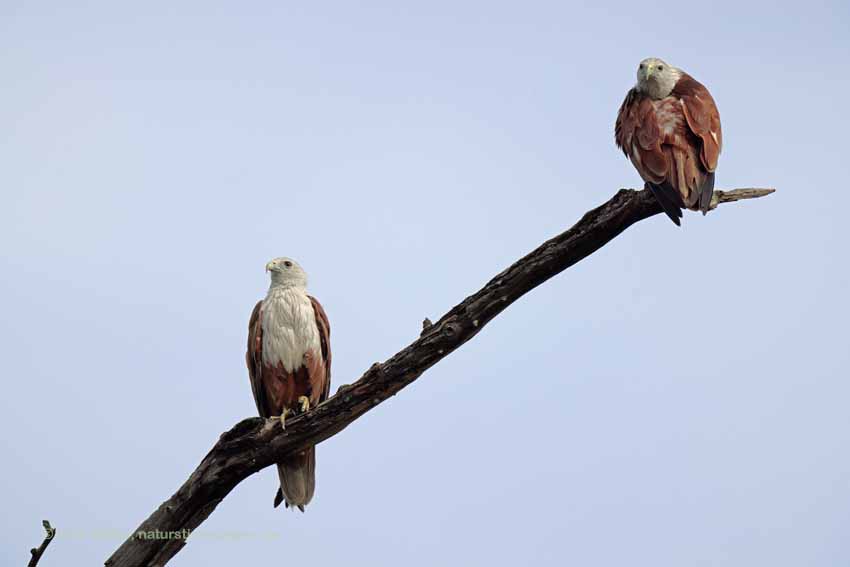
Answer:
[
  {"left": 265, "top": 257, "right": 308, "bottom": 289},
  {"left": 636, "top": 57, "right": 681, "bottom": 100}
]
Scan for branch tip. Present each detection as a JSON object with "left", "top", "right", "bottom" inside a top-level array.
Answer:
[
  {"left": 710, "top": 187, "right": 775, "bottom": 210},
  {"left": 28, "top": 521, "right": 56, "bottom": 567}
]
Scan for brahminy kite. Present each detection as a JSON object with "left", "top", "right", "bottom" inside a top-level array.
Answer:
[
  {"left": 246, "top": 257, "right": 331, "bottom": 511},
  {"left": 615, "top": 57, "right": 722, "bottom": 225}
]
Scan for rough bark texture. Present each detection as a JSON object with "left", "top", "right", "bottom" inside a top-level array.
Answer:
[{"left": 105, "top": 187, "right": 773, "bottom": 567}]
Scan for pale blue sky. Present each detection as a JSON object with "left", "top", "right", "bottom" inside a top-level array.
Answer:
[{"left": 2, "top": 1, "right": 849, "bottom": 566}]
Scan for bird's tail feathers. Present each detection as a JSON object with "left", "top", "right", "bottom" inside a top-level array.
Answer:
[
  {"left": 699, "top": 171, "right": 715, "bottom": 215},
  {"left": 646, "top": 182, "right": 684, "bottom": 226},
  {"left": 274, "top": 446, "right": 316, "bottom": 512}
]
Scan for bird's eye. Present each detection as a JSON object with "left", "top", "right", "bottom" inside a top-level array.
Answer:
[
  {"left": 639, "top": 63, "right": 645, "bottom": 69},
  {"left": 284, "top": 261, "right": 293, "bottom": 268},
  {"left": 657, "top": 65, "right": 664, "bottom": 71}
]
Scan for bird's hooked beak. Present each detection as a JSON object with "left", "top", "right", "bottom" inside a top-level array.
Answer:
[
  {"left": 644, "top": 66, "right": 653, "bottom": 81},
  {"left": 265, "top": 261, "right": 274, "bottom": 273}
]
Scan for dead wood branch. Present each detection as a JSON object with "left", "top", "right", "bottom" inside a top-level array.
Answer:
[
  {"left": 28, "top": 521, "right": 55, "bottom": 567},
  {"left": 106, "top": 186, "right": 774, "bottom": 567}
]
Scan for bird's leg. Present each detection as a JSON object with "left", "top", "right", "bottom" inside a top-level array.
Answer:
[
  {"left": 279, "top": 407, "right": 290, "bottom": 429},
  {"left": 297, "top": 396, "right": 311, "bottom": 414}
]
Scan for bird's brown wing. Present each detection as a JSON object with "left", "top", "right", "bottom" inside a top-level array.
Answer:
[
  {"left": 616, "top": 87, "right": 684, "bottom": 223},
  {"left": 671, "top": 73, "right": 722, "bottom": 212},
  {"left": 673, "top": 73, "right": 722, "bottom": 172},
  {"left": 308, "top": 295, "right": 332, "bottom": 404},
  {"left": 615, "top": 87, "right": 668, "bottom": 184},
  {"left": 246, "top": 300, "right": 271, "bottom": 417}
]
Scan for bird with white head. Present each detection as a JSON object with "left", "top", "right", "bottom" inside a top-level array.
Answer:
[
  {"left": 636, "top": 57, "right": 682, "bottom": 100},
  {"left": 265, "top": 257, "right": 309, "bottom": 289},
  {"left": 247, "top": 257, "right": 331, "bottom": 511},
  {"left": 615, "top": 57, "right": 723, "bottom": 224}
]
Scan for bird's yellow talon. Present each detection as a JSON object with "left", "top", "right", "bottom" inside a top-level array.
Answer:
[
  {"left": 297, "top": 396, "right": 310, "bottom": 413},
  {"left": 279, "top": 408, "right": 290, "bottom": 429}
]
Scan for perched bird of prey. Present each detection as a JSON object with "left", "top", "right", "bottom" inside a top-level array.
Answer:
[
  {"left": 615, "top": 57, "right": 722, "bottom": 225},
  {"left": 246, "top": 257, "right": 331, "bottom": 511}
]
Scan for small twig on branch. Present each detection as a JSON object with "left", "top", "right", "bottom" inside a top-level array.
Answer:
[
  {"left": 28, "top": 520, "right": 56, "bottom": 567},
  {"left": 105, "top": 186, "right": 774, "bottom": 567},
  {"left": 421, "top": 318, "right": 434, "bottom": 335}
]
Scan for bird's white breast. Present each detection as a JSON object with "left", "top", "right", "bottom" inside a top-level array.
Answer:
[{"left": 260, "top": 287, "right": 320, "bottom": 372}]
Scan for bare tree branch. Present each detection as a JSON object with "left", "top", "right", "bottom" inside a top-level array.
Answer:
[
  {"left": 28, "top": 520, "right": 56, "bottom": 567},
  {"left": 105, "top": 186, "right": 774, "bottom": 567}
]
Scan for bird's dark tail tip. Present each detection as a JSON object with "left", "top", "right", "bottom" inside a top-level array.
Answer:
[
  {"left": 699, "top": 172, "right": 716, "bottom": 215},
  {"left": 274, "top": 492, "right": 306, "bottom": 512},
  {"left": 646, "top": 182, "right": 683, "bottom": 226},
  {"left": 274, "top": 448, "right": 316, "bottom": 512}
]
